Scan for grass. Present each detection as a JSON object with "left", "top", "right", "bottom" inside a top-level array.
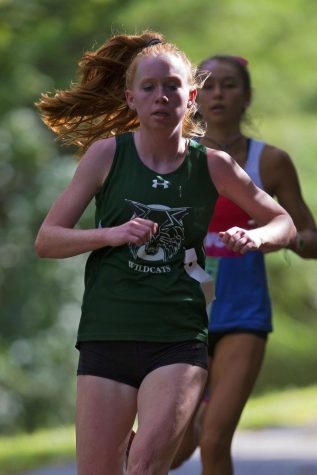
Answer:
[
  {"left": 239, "top": 384, "right": 317, "bottom": 430},
  {"left": 0, "top": 426, "right": 75, "bottom": 475},
  {"left": 1, "top": 386, "right": 317, "bottom": 474}
]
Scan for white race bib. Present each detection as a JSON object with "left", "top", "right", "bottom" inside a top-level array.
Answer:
[{"left": 184, "top": 248, "right": 215, "bottom": 305}]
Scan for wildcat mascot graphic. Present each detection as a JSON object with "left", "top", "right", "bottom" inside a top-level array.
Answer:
[{"left": 126, "top": 200, "right": 190, "bottom": 262}]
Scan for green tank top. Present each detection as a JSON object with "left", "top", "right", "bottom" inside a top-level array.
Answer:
[{"left": 77, "top": 133, "right": 218, "bottom": 344}]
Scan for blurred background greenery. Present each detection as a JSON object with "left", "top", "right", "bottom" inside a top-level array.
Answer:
[{"left": 0, "top": 0, "right": 316, "bottom": 439}]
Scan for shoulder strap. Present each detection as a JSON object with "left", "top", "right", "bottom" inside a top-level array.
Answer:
[{"left": 244, "top": 139, "right": 265, "bottom": 189}]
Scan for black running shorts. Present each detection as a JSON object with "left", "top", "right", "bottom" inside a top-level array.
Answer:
[{"left": 77, "top": 340, "right": 208, "bottom": 388}]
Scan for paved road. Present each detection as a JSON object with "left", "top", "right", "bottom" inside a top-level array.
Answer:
[{"left": 24, "top": 427, "right": 317, "bottom": 475}]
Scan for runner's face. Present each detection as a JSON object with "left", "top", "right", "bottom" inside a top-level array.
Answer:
[
  {"left": 198, "top": 59, "right": 250, "bottom": 126},
  {"left": 126, "top": 53, "right": 196, "bottom": 131}
]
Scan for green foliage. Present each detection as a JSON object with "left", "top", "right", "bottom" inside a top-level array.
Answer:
[
  {"left": 0, "top": 0, "right": 316, "bottom": 435},
  {"left": 256, "top": 249, "right": 317, "bottom": 391}
]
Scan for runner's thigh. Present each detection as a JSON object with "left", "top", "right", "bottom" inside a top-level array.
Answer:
[
  {"left": 206, "top": 333, "right": 266, "bottom": 432},
  {"left": 76, "top": 375, "right": 137, "bottom": 475},
  {"left": 130, "top": 362, "right": 207, "bottom": 472}
]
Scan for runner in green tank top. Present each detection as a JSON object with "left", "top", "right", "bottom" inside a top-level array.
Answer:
[{"left": 35, "top": 31, "right": 296, "bottom": 475}]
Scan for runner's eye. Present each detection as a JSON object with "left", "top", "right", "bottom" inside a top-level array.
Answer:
[
  {"left": 202, "top": 81, "right": 213, "bottom": 90},
  {"left": 167, "top": 83, "right": 178, "bottom": 90},
  {"left": 223, "top": 81, "right": 237, "bottom": 89},
  {"left": 143, "top": 84, "right": 154, "bottom": 91}
]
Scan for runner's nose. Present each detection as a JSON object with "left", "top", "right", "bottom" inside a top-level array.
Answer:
[
  {"left": 155, "top": 86, "right": 169, "bottom": 103},
  {"left": 156, "top": 94, "right": 168, "bottom": 104}
]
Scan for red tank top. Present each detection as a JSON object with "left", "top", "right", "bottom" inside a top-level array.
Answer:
[{"left": 205, "top": 196, "right": 253, "bottom": 257}]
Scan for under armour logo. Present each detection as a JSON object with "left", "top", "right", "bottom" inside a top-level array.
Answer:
[{"left": 152, "top": 176, "right": 170, "bottom": 189}]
